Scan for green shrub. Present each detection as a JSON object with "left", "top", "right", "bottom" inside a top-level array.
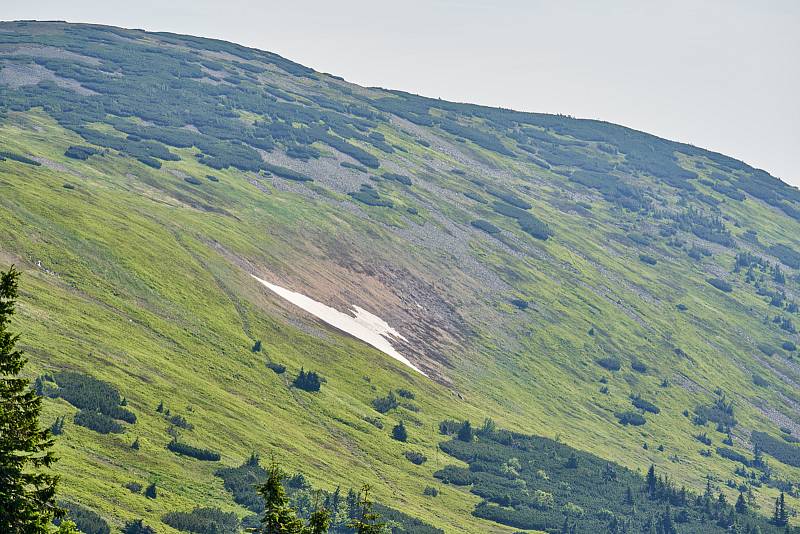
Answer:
[
  {"left": 696, "top": 433, "right": 712, "bottom": 445},
  {"left": 615, "top": 411, "right": 646, "bottom": 426},
  {"left": 752, "top": 431, "right": 800, "bottom": 467},
  {"left": 74, "top": 410, "right": 123, "bottom": 434},
  {"left": 753, "top": 374, "right": 769, "bottom": 387},
  {"left": 470, "top": 219, "right": 501, "bottom": 234},
  {"left": 491, "top": 201, "right": 552, "bottom": 240},
  {"left": 630, "top": 395, "right": 660, "bottom": 414},
  {"left": 266, "top": 362, "right": 286, "bottom": 374},
  {"left": 57, "top": 501, "right": 110, "bottom": 534},
  {"left": 716, "top": 447, "right": 750, "bottom": 466},
  {"left": 348, "top": 184, "right": 393, "bottom": 207},
  {"left": 707, "top": 277, "right": 732, "bottom": 292},
  {"left": 510, "top": 298, "right": 528, "bottom": 310},
  {"left": 341, "top": 161, "right": 367, "bottom": 172},
  {"left": 404, "top": 451, "right": 427, "bottom": 465},
  {"left": 382, "top": 172, "right": 412, "bottom": 185},
  {"left": 596, "top": 357, "right": 621, "bottom": 371},
  {"left": 293, "top": 368, "right": 322, "bottom": 392},
  {"left": 758, "top": 343, "right": 776, "bottom": 356},
  {"left": 162, "top": 507, "right": 239, "bottom": 534},
  {"left": 167, "top": 439, "right": 221, "bottom": 461},
  {"left": 123, "top": 519, "right": 156, "bottom": 534},
  {"left": 363, "top": 416, "right": 383, "bottom": 429},
  {"left": 372, "top": 391, "right": 399, "bottom": 414},
  {"left": 463, "top": 190, "right": 487, "bottom": 203},
  {"left": 64, "top": 145, "right": 99, "bottom": 160},
  {"left": 0, "top": 150, "right": 40, "bottom": 165},
  {"left": 47, "top": 371, "right": 136, "bottom": 424},
  {"left": 392, "top": 421, "right": 408, "bottom": 442},
  {"left": 262, "top": 163, "right": 312, "bottom": 182},
  {"left": 169, "top": 414, "right": 193, "bottom": 430}
]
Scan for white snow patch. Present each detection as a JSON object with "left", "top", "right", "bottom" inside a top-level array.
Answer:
[{"left": 252, "top": 275, "right": 426, "bottom": 376}]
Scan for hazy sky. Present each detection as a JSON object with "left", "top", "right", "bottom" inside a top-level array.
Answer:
[{"left": 5, "top": 1, "right": 799, "bottom": 185}]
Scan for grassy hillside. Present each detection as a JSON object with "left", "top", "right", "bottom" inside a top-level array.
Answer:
[{"left": 2, "top": 21, "right": 800, "bottom": 532}]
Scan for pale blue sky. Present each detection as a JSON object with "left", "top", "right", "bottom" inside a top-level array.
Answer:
[{"left": 4, "top": 1, "right": 799, "bottom": 185}]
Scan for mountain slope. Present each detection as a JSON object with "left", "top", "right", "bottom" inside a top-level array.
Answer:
[{"left": 2, "top": 21, "right": 800, "bottom": 532}]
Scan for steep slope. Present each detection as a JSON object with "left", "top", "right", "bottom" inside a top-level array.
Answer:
[{"left": 2, "top": 21, "right": 800, "bottom": 532}]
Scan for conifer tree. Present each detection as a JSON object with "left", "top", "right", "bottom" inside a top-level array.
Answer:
[
  {"left": 306, "top": 506, "right": 331, "bottom": 534},
  {"left": 457, "top": 420, "right": 473, "bottom": 442},
  {"left": 624, "top": 485, "right": 634, "bottom": 505},
  {"left": 772, "top": 492, "right": 789, "bottom": 526},
  {"left": 736, "top": 492, "right": 747, "bottom": 514},
  {"left": 347, "top": 485, "right": 385, "bottom": 534},
  {"left": 646, "top": 465, "right": 657, "bottom": 497},
  {"left": 258, "top": 461, "right": 305, "bottom": 534},
  {"left": 0, "top": 266, "right": 64, "bottom": 531},
  {"left": 392, "top": 421, "right": 408, "bottom": 442}
]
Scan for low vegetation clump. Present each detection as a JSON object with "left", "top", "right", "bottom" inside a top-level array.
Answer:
[
  {"left": 382, "top": 172, "right": 412, "bottom": 185},
  {"left": 0, "top": 150, "right": 41, "bottom": 165},
  {"left": 58, "top": 501, "right": 110, "bottom": 534},
  {"left": 510, "top": 298, "right": 528, "bottom": 310},
  {"left": 292, "top": 368, "right": 323, "bottom": 392},
  {"left": 340, "top": 161, "right": 367, "bottom": 172},
  {"left": 372, "top": 391, "right": 399, "bottom": 414},
  {"left": 266, "top": 361, "right": 286, "bottom": 374},
  {"left": 630, "top": 395, "right": 660, "bottom": 414},
  {"left": 716, "top": 446, "right": 750, "bottom": 467},
  {"left": 213, "top": 454, "right": 442, "bottom": 531},
  {"left": 707, "top": 277, "right": 733, "bottom": 293},
  {"left": 696, "top": 433, "right": 712, "bottom": 446},
  {"left": 167, "top": 439, "right": 221, "bottom": 461},
  {"left": 491, "top": 201, "right": 553, "bottom": 240},
  {"left": 463, "top": 190, "right": 487, "bottom": 203},
  {"left": 395, "top": 388, "right": 415, "bottom": 400},
  {"left": 615, "top": 411, "right": 646, "bottom": 426},
  {"left": 64, "top": 145, "right": 100, "bottom": 160},
  {"left": 752, "top": 373, "right": 769, "bottom": 387},
  {"left": 434, "top": 421, "right": 782, "bottom": 532},
  {"left": 169, "top": 414, "right": 193, "bottom": 430},
  {"left": 74, "top": 410, "right": 123, "bottom": 434},
  {"left": 162, "top": 507, "right": 239, "bottom": 534},
  {"left": 470, "top": 219, "right": 501, "bottom": 234},
  {"left": 123, "top": 519, "right": 156, "bottom": 534},
  {"left": 404, "top": 451, "right": 427, "bottom": 465},
  {"left": 596, "top": 357, "right": 621, "bottom": 371},
  {"left": 40, "top": 371, "right": 136, "bottom": 426},
  {"left": 758, "top": 343, "right": 777, "bottom": 356},
  {"left": 752, "top": 431, "right": 800, "bottom": 467},
  {"left": 392, "top": 421, "right": 408, "bottom": 442},
  {"left": 348, "top": 184, "right": 393, "bottom": 207},
  {"left": 262, "top": 163, "right": 313, "bottom": 182},
  {"left": 694, "top": 396, "right": 737, "bottom": 431}
]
